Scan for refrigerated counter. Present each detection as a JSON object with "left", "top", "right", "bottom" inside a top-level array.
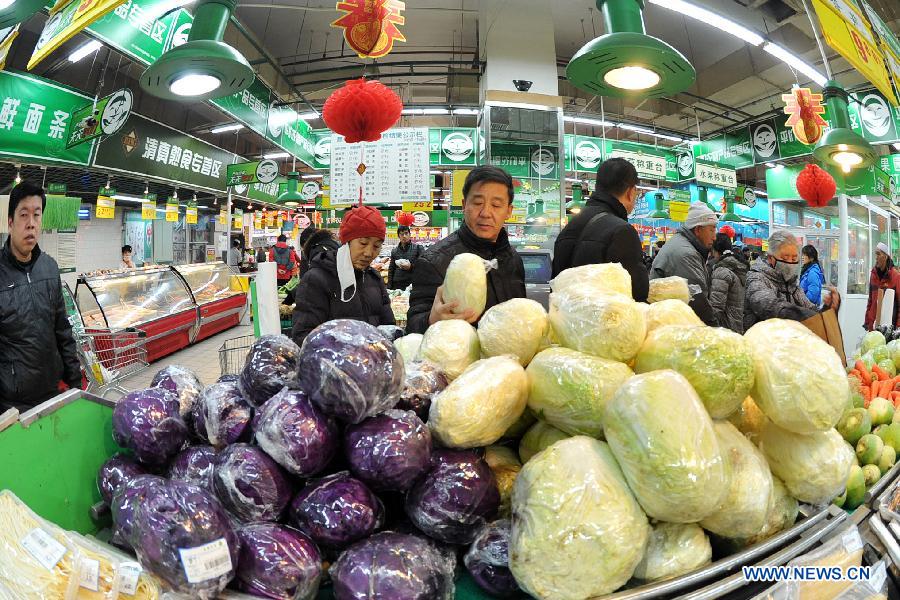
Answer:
[{"left": 173, "top": 262, "right": 248, "bottom": 342}]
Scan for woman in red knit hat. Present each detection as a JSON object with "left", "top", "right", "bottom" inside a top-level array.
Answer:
[{"left": 291, "top": 205, "right": 395, "bottom": 344}]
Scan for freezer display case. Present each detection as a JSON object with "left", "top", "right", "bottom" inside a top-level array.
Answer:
[
  {"left": 173, "top": 261, "right": 248, "bottom": 342},
  {"left": 75, "top": 266, "right": 198, "bottom": 362}
]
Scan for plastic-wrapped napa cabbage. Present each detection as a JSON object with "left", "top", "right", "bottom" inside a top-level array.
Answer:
[
  {"left": 417, "top": 320, "right": 480, "bottom": 381},
  {"left": 644, "top": 298, "right": 703, "bottom": 333},
  {"left": 550, "top": 263, "right": 631, "bottom": 298},
  {"left": 727, "top": 397, "right": 770, "bottom": 445},
  {"left": 518, "top": 421, "right": 570, "bottom": 463},
  {"left": 744, "top": 319, "right": 849, "bottom": 434},
  {"left": 648, "top": 276, "right": 691, "bottom": 304},
  {"left": 510, "top": 436, "right": 649, "bottom": 599},
  {"left": 394, "top": 334, "right": 423, "bottom": 365},
  {"left": 632, "top": 522, "right": 711, "bottom": 583},
  {"left": 478, "top": 298, "right": 549, "bottom": 366},
  {"left": 485, "top": 446, "right": 521, "bottom": 518},
  {"left": 429, "top": 356, "right": 528, "bottom": 448},
  {"left": 699, "top": 422, "right": 773, "bottom": 539},
  {"left": 549, "top": 289, "right": 646, "bottom": 363},
  {"left": 745, "top": 477, "right": 799, "bottom": 545},
  {"left": 443, "top": 253, "right": 489, "bottom": 319},
  {"left": 634, "top": 326, "right": 754, "bottom": 419},
  {"left": 759, "top": 422, "right": 853, "bottom": 506},
  {"left": 526, "top": 347, "right": 633, "bottom": 438},
  {"left": 603, "top": 370, "right": 730, "bottom": 523}
]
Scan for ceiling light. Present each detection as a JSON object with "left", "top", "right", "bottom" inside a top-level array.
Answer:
[
  {"left": 647, "top": 0, "right": 764, "bottom": 46},
  {"left": 112, "top": 195, "right": 145, "bottom": 203},
  {"left": 603, "top": 66, "right": 661, "bottom": 90},
  {"left": 68, "top": 41, "right": 102, "bottom": 63},
  {"left": 0, "top": 0, "right": 14, "bottom": 9},
  {"left": 813, "top": 81, "right": 876, "bottom": 173},
  {"left": 301, "top": 174, "right": 323, "bottom": 179},
  {"left": 485, "top": 100, "right": 555, "bottom": 111},
  {"left": 452, "top": 108, "right": 479, "bottom": 115},
  {"left": 210, "top": 123, "right": 244, "bottom": 133},
  {"left": 0, "top": 0, "right": 43, "bottom": 28},
  {"left": 421, "top": 108, "right": 450, "bottom": 115},
  {"left": 765, "top": 162, "right": 777, "bottom": 168},
  {"left": 564, "top": 115, "right": 617, "bottom": 127},
  {"left": 14, "top": 169, "right": 20, "bottom": 185},
  {"left": 401, "top": 109, "right": 424, "bottom": 115},
  {"left": 762, "top": 42, "right": 828, "bottom": 87},
  {"left": 296, "top": 112, "right": 320, "bottom": 120},
  {"left": 263, "top": 152, "right": 289, "bottom": 159},
  {"left": 619, "top": 123, "right": 656, "bottom": 135},
  {"left": 170, "top": 73, "right": 220, "bottom": 97},
  {"left": 755, "top": 190, "right": 768, "bottom": 197},
  {"left": 277, "top": 172, "right": 304, "bottom": 206}
]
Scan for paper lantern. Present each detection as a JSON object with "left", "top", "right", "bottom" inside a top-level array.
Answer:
[
  {"left": 796, "top": 164, "right": 836, "bottom": 208},
  {"left": 323, "top": 78, "right": 402, "bottom": 143},
  {"left": 395, "top": 211, "right": 415, "bottom": 226},
  {"left": 719, "top": 224, "right": 736, "bottom": 239}
]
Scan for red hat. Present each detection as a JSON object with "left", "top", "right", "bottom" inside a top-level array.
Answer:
[{"left": 339, "top": 205, "right": 386, "bottom": 244}]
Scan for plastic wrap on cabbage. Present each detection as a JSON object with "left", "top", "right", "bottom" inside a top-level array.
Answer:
[
  {"left": 485, "top": 446, "right": 521, "bottom": 517},
  {"left": 417, "top": 319, "right": 480, "bottom": 381},
  {"left": 112, "top": 388, "right": 189, "bottom": 467},
  {"left": 97, "top": 454, "right": 147, "bottom": 505},
  {"left": 510, "top": 436, "right": 649, "bottom": 599},
  {"left": 503, "top": 407, "right": 537, "bottom": 441},
  {"left": 526, "top": 347, "right": 633, "bottom": 437},
  {"left": 744, "top": 319, "right": 849, "bottom": 434},
  {"left": 550, "top": 263, "right": 631, "bottom": 298},
  {"left": 759, "top": 422, "right": 853, "bottom": 505},
  {"left": 298, "top": 319, "right": 405, "bottom": 423},
  {"left": 405, "top": 449, "right": 500, "bottom": 544},
  {"left": 239, "top": 334, "right": 302, "bottom": 407},
  {"left": 633, "top": 522, "right": 711, "bottom": 582},
  {"left": 192, "top": 381, "right": 253, "bottom": 449},
  {"left": 111, "top": 475, "right": 167, "bottom": 550},
  {"left": 644, "top": 298, "right": 703, "bottom": 332},
  {"left": 443, "top": 252, "right": 489, "bottom": 318},
  {"left": 739, "top": 476, "right": 799, "bottom": 547},
  {"left": 634, "top": 326, "right": 755, "bottom": 419},
  {"left": 548, "top": 289, "right": 646, "bottom": 362},
  {"left": 478, "top": 298, "right": 549, "bottom": 366},
  {"left": 152, "top": 365, "right": 204, "bottom": 419},
  {"left": 168, "top": 445, "right": 217, "bottom": 490},
  {"left": 394, "top": 333, "right": 423, "bottom": 365},
  {"left": 131, "top": 480, "right": 240, "bottom": 598},
  {"left": 728, "top": 397, "right": 770, "bottom": 445},
  {"left": 289, "top": 471, "right": 384, "bottom": 548},
  {"left": 428, "top": 356, "right": 528, "bottom": 448},
  {"left": 212, "top": 443, "right": 292, "bottom": 522},
  {"left": 235, "top": 523, "right": 321, "bottom": 600},
  {"left": 377, "top": 324, "right": 404, "bottom": 341},
  {"left": 699, "top": 422, "right": 774, "bottom": 538},
  {"left": 330, "top": 531, "right": 455, "bottom": 600},
  {"left": 519, "top": 420, "right": 569, "bottom": 463},
  {"left": 648, "top": 276, "right": 691, "bottom": 303},
  {"left": 344, "top": 409, "right": 432, "bottom": 492},
  {"left": 603, "top": 370, "right": 730, "bottom": 523},
  {"left": 218, "top": 373, "right": 240, "bottom": 383},
  {"left": 862, "top": 330, "right": 887, "bottom": 355},
  {"left": 253, "top": 387, "right": 338, "bottom": 477},
  {"left": 464, "top": 520, "right": 520, "bottom": 598},
  {"left": 396, "top": 361, "right": 449, "bottom": 421}
]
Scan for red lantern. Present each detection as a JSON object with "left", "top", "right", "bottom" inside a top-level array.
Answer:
[
  {"left": 323, "top": 78, "right": 403, "bottom": 143},
  {"left": 796, "top": 163, "right": 836, "bottom": 208},
  {"left": 719, "top": 224, "right": 736, "bottom": 239},
  {"left": 395, "top": 211, "right": 415, "bottom": 227}
]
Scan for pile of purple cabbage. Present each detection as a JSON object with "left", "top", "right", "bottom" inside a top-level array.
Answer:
[{"left": 98, "top": 320, "right": 517, "bottom": 599}]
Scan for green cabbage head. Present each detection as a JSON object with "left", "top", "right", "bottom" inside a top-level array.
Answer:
[
  {"left": 394, "top": 333, "right": 422, "bottom": 365},
  {"left": 645, "top": 299, "right": 702, "bottom": 333},
  {"left": 551, "top": 263, "right": 632, "bottom": 298},
  {"left": 485, "top": 445, "right": 521, "bottom": 518},
  {"left": 417, "top": 319, "right": 480, "bottom": 381},
  {"left": 443, "top": 252, "right": 488, "bottom": 318},
  {"left": 648, "top": 276, "right": 690, "bottom": 303},
  {"left": 478, "top": 298, "right": 549, "bottom": 366},
  {"left": 861, "top": 330, "right": 887, "bottom": 355},
  {"left": 549, "top": 289, "right": 646, "bottom": 363},
  {"left": 633, "top": 522, "right": 711, "bottom": 583},
  {"left": 519, "top": 421, "right": 569, "bottom": 463}
]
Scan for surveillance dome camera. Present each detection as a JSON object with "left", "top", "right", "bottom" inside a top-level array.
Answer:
[{"left": 513, "top": 80, "right": 533, "bottom": 92}]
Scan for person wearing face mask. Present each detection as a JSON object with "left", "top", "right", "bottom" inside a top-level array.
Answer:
[
  {"left": 864, "top": 242, "right": 900, "bottom": 331},
  {"left": 799, "top": 244, "right": 825, "bottom": 305},
  {"left": 291, "top": 205, "right": 394, "bottom": 345},
  {"left": 744, "top": 230, "right": 840, "bottom": 330},
  {"left": 552, "top": 158, "right": 648, "bottom": 301}
]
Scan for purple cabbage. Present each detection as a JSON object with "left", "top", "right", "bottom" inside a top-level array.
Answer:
[
  {"left": 235, "top": 523, "right": 322, "bottom": 599},
  {"left": 212, "top": 443, "right": 292, "bottom": 522},
  {"left": 297, "top": 320, "right": 405, "bottom": 424},
  {"left": 463, "top": 520, "right": 520, "bottom": 598},
  {"left": 192, "top": 381, "right": 253, "bottom": 448},
  {"left": 405, "top": 449, "right": 500, "bottom": 544},
  {"left": 396, "top": 362, "right": 449, "bottom": 420},
  {"left": 167, "top": 445, "right": 217, "bottom": 490},
  {"left": 239, "top": 335, "right": 302, "bottom": 406},
  {"left": 151, "top": 365, "right": 203, "bottom": 419},
  {"left": 344, "top": 409, "right": 432, "bottom": 492},
  {"left": 110, "top": 475, "right": 167, "bottom": 551},
  {"left": 112, "top": 388, "right": 188, "bottom": 467},
  {"left": 288, "top": 472, "right": 384, "bottom": 549},
  {"left": 97, "top": 454, "right": 146, "bottom": 505},
  {"left": 218, "top": 374, "right": 240, "bottom": 383}
]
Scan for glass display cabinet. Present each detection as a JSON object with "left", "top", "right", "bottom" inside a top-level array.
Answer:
[{"left": 172, "top": 262, "right": 248, "bottom": 341}]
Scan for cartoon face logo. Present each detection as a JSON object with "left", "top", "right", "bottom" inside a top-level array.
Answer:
[
  {"left": 531, "top": 148, "right": 555, "bottom": 177},
  {"left": 743, "top": 187, "right": 757, "bottom": 208},
  {"left": 37, "top": 13, "right": 62, "bottom": 49},
  {"left": 752, "top": 123, "right": 777, "bottom": 158},
  {"left": 441, "top": 132, "right": 474, "bottom": 162},
  {"left": 233, "top": 183, "right": 248, "bottom": 194},
  {"left": 256, "top": 160, "right": 279, "bottom": 184},
  {"left": 574, "top": 141, "right": 602, "bottom": 170},
  {"left": 301, "top": 181, "right": 320, "bottom": 200},
  {"left": 479, "top": 135, "right": 486, "bottom": 159},
  {"left": 860, "top": 93, "right": 892, "bottom": 138},
  {"left": 268, "top": 102, "right": 288, "bottom": 138},
  {"left": 314, "top": 137, "right": 332, "bottom": 165},
  {"left": 676, "top": 152, "right": 694, "bottom": 177},
  {"left": 101, "top": 89, "right": 133, "bottom": 136},
  {"left": 171, "top": 22, "right": 192, "bottom": 48},
  {"left": 412, "top": 211, "right": 429, "bottom": 227}
]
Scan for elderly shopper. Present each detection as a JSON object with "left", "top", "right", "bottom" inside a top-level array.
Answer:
[
  {"left": 709, "top": 233, "right": 747, "bottom": 333},
  {"left": 864, "top": 242, "right": 900, "bottom": 331}
]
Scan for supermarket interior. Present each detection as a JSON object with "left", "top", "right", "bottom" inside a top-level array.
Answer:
[{"left": 3, "top": 0, "right": 900, "bottom": 598}]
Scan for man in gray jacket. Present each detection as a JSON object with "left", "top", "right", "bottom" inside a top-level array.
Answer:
[{"left": 650, "top": 202, "right": 719, "bottom": 325}]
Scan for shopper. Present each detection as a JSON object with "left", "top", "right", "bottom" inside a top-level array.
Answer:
[
  {"left": 406, "top": 166, "right": 525, "bottom": 334},
  {"left": 120, "top": 245, "right": 135, "bottom": 269},
  {"left": 799, "top": 244, "right": 825, "bottom": 305},
  {"left": 864, "top": 242, "right": 900, "bottom": 331},
  {"left": 256, "top": 246, "right": 267, "bottom": 264},
  {"left": 269, "top": 234, "right": 300, "bottom": 287},
  {"left": 300, "top": 228, "right": 340, "bottom": 278},
  {"left": 552, "top": 158, "right": 648, "bottom": 301},
  {"left": 650, "top": 202, "right": 719, "bottom": 325},
  {"left": 709, "top": 233, "right": 747, "bottom": 333},
  {"left": 388, "top": 225, "right": 422, "bottom": 291},
  {"left": 0, "top": 181, "right": 81, "bottom": 411},
  {"left": 292, "top": 205, "right": 394, "bottom": 344},
  {"left": 744, "top": 230, "right": 840, "bottom": 330},
  {"left": 227, "top": 238, "right": 242, "bottom": 268}
]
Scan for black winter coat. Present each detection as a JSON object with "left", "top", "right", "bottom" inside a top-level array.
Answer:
[
  {"left": 0, "top": 241, "right": 81, "bottom": 410},
  {"left": 552, "top": 192, "right": 649, "bottom": 302},
  {"left": 388, "top": 242, "right": 423, "bottom": 290},
  {"left": 299, "top": 230, "right": 339, "bottom": 279},
  {"left": 291, "top": 249, "right": 395, "bottom": 345},
  {"left": 406, "top": 223, "right": 526, "bottom": 334}
]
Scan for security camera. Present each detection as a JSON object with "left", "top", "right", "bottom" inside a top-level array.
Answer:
[{"left": 513, "top": 80, "right": 533, "bottom": 92}]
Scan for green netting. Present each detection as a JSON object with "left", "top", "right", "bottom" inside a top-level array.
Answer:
[{"left": 42, "top": 195, "right": 80, "bottom": 231}]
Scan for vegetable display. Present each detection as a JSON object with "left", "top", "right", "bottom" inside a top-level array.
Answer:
[
  {"left": 647, "top": 276, "right": 691, "bottom": 303},
  {"left": 396, "top": 361, "right": 450, "bottom": 420},
  {"left": 443, "top": 253, "right": 489, "bottom": 319},
  {"left": 548, "top": 289, "right": 646, "bottom": 362},
  {"left": 464, "top": 520, "right": 520, "bottom": 598},
  {"left": 151, "top": 365, "right": 203, "bottom": 420},
  {"left": 632, "top": 522, "right": 711, "bottom": 583},
  {"left": 344, "top": 409, "right": 433, "bottom": 491},
  {"left": 478, "top": 298, "right": 549, "bottom": 366},
  {"left": 551, "top": 263, "right": 632, "bottom": 297},
  {"left": 417, "top": 319, "right": 481, "bottom": 380},
  {"left": 97, "top": 454, "right": 147, "bottom": 505},
  {"left": 394, "top": 333, "right": 423, "bottom": 364},
  {"left": 644, "top": 298, "right": 703, "bottom": 333},
  {"left": 212, "top": 444, "right": 293, "bottom": 522},
  {"left": 518, "top": 420, "right": 569, "bottom": 463},
  {"left": 234, "top": 523, "right": 321, "bottom": 600},
  {"left": 112, "top": 388, "right": 189, "bottom": 467},
  {"left": 288, "top": 471, "right": 384, "bottom": 548},
  {"left": 192, "top": 381, "right": 253, "bottom": 449},
  {"left": 239, "top": 334, "right": 302, "bottom": 407},
  {"left": 167, "top": 445, "right": 217, "bottom": 490}
]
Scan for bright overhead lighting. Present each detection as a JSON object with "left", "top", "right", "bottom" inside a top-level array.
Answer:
[
  {"left": 603, "top": 66, "right": 661, "bottom": 91},
  {"left": 834, "top": 150, "right": 863, "bottom": 173},
  {"left": 755, "top": 190, "right": 768, "bottom": 197},
  {"left": 452, "top": 108, "right": 479, "bottom": 115},
  {"left": 0, "top": 0, "right": 14, "bottom": 9},
  {"left": 112, "top": 195, "right": 145, "bottom": 203},
  {"left": 301, "top": 174, "right": 323, "bottom": 179},
  {"left": 485, "top": 100, "right": 556, "bottom": 111},
  {"left": 893, "top": 143, "right": 900, "bottom": 151},
  {"left": 765, "top": 162, "right": 777, "bottom": 168},
  {"left": 68, "top": 40, "right": 102, "bottom": 63},
  {"left": 421, "top": 108, "right": 450, "bottom": 115},
  {"left": 263, "top": 152, "right": 289, "bottom": 159},
  {"left": 210, "top": 123, "right": 244, "bottom": 134},
  {"left": 170, "top": 73, "right": 221, "bottom": 97},
  {"left": 401, "top": 109, "right": 424, "bottom": 115},
  {"left": 762, "top": 42, "right": 828, "bottom": 87},
  {"left": 297, "top": 112, "right": 320, "bottom": 120},
  {"left": 647, "top": 0, "right": 765, "bottom": 46},
  {"left": 619, "top": 123, "right": 656, "bottom": 135},
  {"left": 564, "top": 116, "right": 616, "bottom": 128},
  {"left": 430, "top": 170, "right": 444, "bottom": 175}
]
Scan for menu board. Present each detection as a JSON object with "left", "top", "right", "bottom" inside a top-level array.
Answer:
[{"left": 329, "top": 128, "right": 430, "bottom": 206}]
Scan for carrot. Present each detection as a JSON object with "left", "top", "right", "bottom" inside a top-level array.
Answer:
[
  {"left": 857, "top": 361, "right": 872, "bottom": 385},
  {"left": 882, "top": 379, "right": 894, "bottom": 399},
  {"left": 873, "top": 364, "right": 890, "bottom": 382},
  {"left": 850, "top": 369, "right": 862, "bottom": 378},
  {"left": 863, "top": 386, "right": 872, "bottom": 405}
]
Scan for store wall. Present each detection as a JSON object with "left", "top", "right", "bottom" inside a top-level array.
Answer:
[{"left": 73, "top": 212, "right": 124, "bottom": 276}]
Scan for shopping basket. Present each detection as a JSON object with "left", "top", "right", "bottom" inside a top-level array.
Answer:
[{"left": 219, "top": 334, "right": 256, "bottom": 375}]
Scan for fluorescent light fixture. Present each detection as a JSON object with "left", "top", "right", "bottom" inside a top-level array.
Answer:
[
  {"left": 297, "top": 112, "right": 320, "bottom": 120},
  {"left": 263, "top": 152, "right": 289, "bottom": 159},
  {"left": 755, "top": 190, "right": 768, "bottom": 197},
  {"left": 765, "top": 162, "right": 777, "bottom": 168},
  {"left": 619, "top": 123, "right": 656, "bottom": 135},
  {"left": 604, "top": 66, "right": 661, "bottom": 91},
  {"left": 210, "top": 123, "right": 244, "bottom": 133},
  {"left": 421, "top": 108, "right": 450, "bottom": 115},
  {"left": 112, "top": 195, "right": 145, "bottom": 204},
  {"left": 269, "top": 108, "right": 298, "bottom": 128},
  {"left": 0, "top": 0, "right": 15, "bottom": 9},
  {"left": 401, "top": 109, "right": 424, "bottom": 115},
  {"left": 68, "top": 40, "right": 102, "bottom": 63},
  {"left": 301, "top": 174, "right": 323, "bottom": 179},
  {"left": 170, "top": 73, "right": 221, "bottom": 97},
  {"left": 452, "top": 108, "right": 479, "bottom": 115},
  {"left": 773, "top": 164, "right": 785, "bottom": 171},
  {"left": 563, "top": 116, "right": 616, "bottom": 127},
  {"left": 647, "top": 0, "right": 765, "bottom": 46},
  {"left": 430, "top": 170, "right": 444, "bottom": 175},
  {"left": 485, "top": 100, "right": 557, "bottom": 112},
  {"left": 762, "top": 42, "right": 828, "bottom": 87}
]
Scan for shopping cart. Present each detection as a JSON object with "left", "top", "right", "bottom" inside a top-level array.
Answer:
[
  {"left": 219, "top": 334, "right": 255, "bottom": 376},
  {"left": 74, "top": 327, "right": 149, "bottom": 397}
]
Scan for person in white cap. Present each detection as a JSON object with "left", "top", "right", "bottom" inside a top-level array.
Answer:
[
  {"left": 650, "top": 202, "right": 719, "bottom": 325},
  {"left": 864, "top": 241, "right": 900, "bottom": 331}
]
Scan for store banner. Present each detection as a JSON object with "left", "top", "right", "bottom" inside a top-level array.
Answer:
[
  {"left": 748, "top": 119, "right": 781, "bottom": 164},
  {"left": 86, "top": 0, "right": 185, "bottom": 66},
  {"left": 253, "top": 212, "right": 262, "bottom": 229},
  {"left": 842, "top": 164, "right": 893, "bottom": 199},
  {"left": 96, "top": 187, "right": 115, "bottom": 219},
  {"left": 226, "top": 159, "right": 280, "bottom": 187},
  {"left": 0, "top": 25, "right": 19, "bottom": 71},
  {"left": 569, "top": 136, "right": 603, "bottom": 173},
  {"left": 186, "top": 200, "right": 197, "bottom": 224},
  {"left": 848, "top": 89, "right": 900, "bottom": 143},
  {"left": 429, "top": 128, "right": 477, "bottom": 166},
  {"left": 211, "top": 77, "right": 270, "bottom": 138},
  {"left": 47, "top": 182, "right": 67, "bottom": 195},
  {"left": 310, "top": 129, "right": 332, "bottom": 170},
  {"left": 141, "top": 193, "right": 156, "bottom": 219},
  {"left": 859, "top": 0, "right": 900, "bottom": 101},
  {"left": 165, "top": 197, "right": 178, "bottom": 222},
  {"left": 266, "top": 104, "right": 317, "bottom": 168},
  {"left": 668, "top": 201, "right": 690, "bottom": 222},
  {"left": 766, "top": 165, "right": 804, "bottom": 200},
  {"left": 66, "top": 87, "right": 133, "bottom": 149},
  {"left": 28, "top": 0, "right": 128, "bottom": 70},
  {"left": 695, "top": 162, "right": 737, "bottom": 189},
  {"left": 673, "top": 150, "right": 694, "bottom": 182},
  {"left": 450, "top": 169, "right": 470, "bottom": 207},
  {"left": 608, "top": 148, "right": 666, "bottom": 180},
  {"left": 490, "top": 143, "right": 559, "bottom": 180},
  {"left": 218, "top": 207, "right": 227, "bottom": 226},
  {"left": 692, "top": 129, "right": 754, "bottom": 170},
  {"left": 882, "top": 154, "right": 900, "bottom": 176}
]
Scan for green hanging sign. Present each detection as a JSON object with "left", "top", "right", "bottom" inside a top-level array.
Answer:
[
  {"left": 490, "top": 143, "right": 559, "bottom": 179},
  {"left": 86, "top": 0, "right": 187, "bottom": 67},
  {"left": 692, "top": 129, "right": 754, "bottom": 170},
  {"left": 211, "top": 77, "right": 270, "bottom": 138},
  {"left": 47, "top": 182, "right": 67, "bottom": 195},
  {"left": 429, "top": 128, "right": 478, "bottom": 166}
]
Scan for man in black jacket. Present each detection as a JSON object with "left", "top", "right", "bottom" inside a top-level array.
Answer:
[
  {"left": 406, "top": 166, "right": 526, "bottom": 334},
  {"left": 0, "top": 181, "right": 81, "bottom": 411},
  {"left": 552, "top": 158, "right": 648, "bottom": 301},
  {"left": 388, "top": 225, "right": 422, "bottom": 290}
]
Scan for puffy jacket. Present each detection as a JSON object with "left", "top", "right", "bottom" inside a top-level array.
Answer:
[
  {"left": 0, "top": 241, "right": 81, "bottom": 410},
  {"left": 650, "top": 228, "right": 717, "bottom": 325},
  {"left": 406, "top": 223, "right": 526, "bottom": 334},
  {"left": 709, "top": 251, "right": 748, "bottom": 333},
  {"left": 388, "top": 242, "right": 423, "bottom": 291},
  {"left": 552, "top": 191, "right": 649, "bottom": 301},
  {"left": 865, "top": 266, "right": 900, "bottom": 330},
  {"left": 299, "top": 230, "right": 339, "bottom": 278},
  {"left": 291, "top": 249, "right": 395, "bottom": 345},
  {"left": 744, "top": 258, "right": 818, "bottom": 331},
  {"left": 799, "top": 262, "right": 825, "bottom": 305},
  {"left": 269, "top": 242, "right": 299, "bottom": 282}
]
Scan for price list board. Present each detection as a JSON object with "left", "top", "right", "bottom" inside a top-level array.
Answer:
[{"left": 330, "top": 128, "right": 430, "bottom": 206}]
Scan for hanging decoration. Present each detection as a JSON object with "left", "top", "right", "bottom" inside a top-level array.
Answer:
[
  {"left": 394, "top": 211, "right": 415, "bottom": 227},
  {"left": 323, "top": 78, "right": 403, "bottom": 143},
  {"left": 782, "top": 87, "right": 827, "bottom": 146},
  {"left": 719, "top": 224, "right": 736, "bottom": 239},
  {"left": 796, "top": 164, "right": 836, "bottom": 208},
  {"left": 332, "top": 0, "right": 406, "bottom": 59}
]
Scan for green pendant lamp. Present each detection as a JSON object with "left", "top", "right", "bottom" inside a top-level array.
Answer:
[
  {"left": 0, "top": 0, "right": 44, "bottom": 29},
  {"left": 140, "top": 0, "right": 253, "bottom": 102},
  {"left": 567, "top": 0, "right": 695, "bottom": 98},
  {"left": 813, "top": 81, "right": 877, "bottom": 174},
  {"left": 649, "top": 192, "right": 668, "bottom": 218},
  {"left": 277, "top": 172, "right": 304, "bottom": 207}
]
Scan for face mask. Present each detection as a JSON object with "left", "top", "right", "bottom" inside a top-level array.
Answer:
[
  {"left": 336, "top": 244, "right": 357, "bottom": 302},
  {"left": 774, "top": 258, "right": 799, "bottom": 283}
]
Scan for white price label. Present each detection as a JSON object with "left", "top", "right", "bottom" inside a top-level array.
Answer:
[
  {"left": 21, "top": 528, "right": 67, "bottom": 571},
  {"left": 178, "top": 538, "right": 232, "bottom": 583},
  {"left": 79, "top": 558, "right": 100, "bottom": 591},
  {"left": 118, "top": 561, "right": 142, "bottom": 595}
]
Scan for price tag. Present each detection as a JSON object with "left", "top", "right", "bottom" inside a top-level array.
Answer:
[
  {"left": 95, "top": 196, "right": 115, "bottom": 219},
  {"left": 402, "top": 200, "right": 433, "bottom": 212},
  {"left": 118, "top": 561, "right": 142, "bottom": 596},
  {"left": 21, "top": 528, "right": 67, "bottom": 571},
  {"left": 178, "top": 538, "right": 232, "bottom": 584},
  {"left": 79, "top": 558, "right": 100, "bottom": 591}
]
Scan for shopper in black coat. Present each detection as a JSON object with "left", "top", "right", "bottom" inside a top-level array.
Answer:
[
  {"left": 552, "top": 158, "right": 649, "bottom": 301},
  {"left": 388, "top": 225, "right": 422, "bottom": 290},
  {"left": 299, "top": 228, "right": 339, "bottom": 278}
]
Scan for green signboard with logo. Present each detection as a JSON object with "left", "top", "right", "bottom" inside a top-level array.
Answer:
[
  {"left": 429, "top": 128, "right": 478, "bottom": 166},
  {"left": 211, "top": 77, "right": 270, "bottom": 138},
  {"left": 87, "top": 0, "right": 186, "bottom": 67},
  {"left": 848, "top": 89, "right": 900, "bottom": 144},
  {"left": 490, "top": 142, "right": 559, "bottom": 179},
  {"left": 692, "top": 129, "right": 754, "bottom": 170}
]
